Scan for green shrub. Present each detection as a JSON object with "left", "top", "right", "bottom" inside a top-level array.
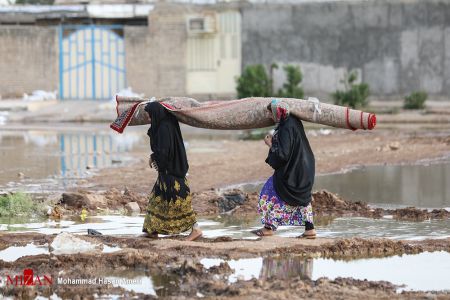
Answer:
[
  {"left": 404, "top": 91, "right": 428, "bottom": 109},
  {"left": 332, "top": 71, "right": 370, "bottom": 108},
  {"left": 236, "top": 65, "right": 271, "bottom": 98},
  {"left": 0, "top": 192, "right": 36, "bottom": 217},
  {"left": 277, "top": 65, "right": 304, "bottom": 99}
]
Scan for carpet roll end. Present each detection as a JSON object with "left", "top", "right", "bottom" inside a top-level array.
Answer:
[{"left": 368, "top": 114, "right": 377, "bottom": 130}]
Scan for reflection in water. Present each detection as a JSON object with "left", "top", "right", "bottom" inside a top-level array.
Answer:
[
  {"left": 261, "top": 256, "right": 312, "bottom": 280},
  {"left": 58, "top": 132, "right": 140, "bottom": 178},
  {"left": 204, "top": 252, "right": 450, "bottom": 291},
  {"left": 312, "top": 251, "right": 450, "bottom": 291},
  {"left": 202, "top": 256, "right": 310, "bottom": 284},
  {"left": 0, "top": 130, "right": 144, "bottom": 191},
  {"left": 93, "top": 268, "right": 179, "bottom": 296}
]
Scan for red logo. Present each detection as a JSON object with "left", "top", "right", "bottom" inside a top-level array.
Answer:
[{"left": 6, "top": 269, "right": 52, "bottom": 286}]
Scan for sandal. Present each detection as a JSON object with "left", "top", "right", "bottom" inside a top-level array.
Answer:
[
  {"left": 298, "top": 232, "right": 317, "bottom": 239},
  {"left": 87, "top": 229, "right": 102, "bottom": 236},
  {"left": 251, "top": 228, "right": 273, "bottom": 237}
]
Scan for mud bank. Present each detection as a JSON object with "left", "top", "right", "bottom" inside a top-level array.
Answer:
[
  {"left": 194, "top": 188, "right": 450, "bottom": 221},
  {"left": 1, "top": 233, "right": 450, "bottom": 299},
  {"left": 3, "top": 233, "right": 450, "bottom": 265},
  {"left": 4, "top": 273, "right": 447, "bottom": 299},
  {"left": 52, "top": 187, "right": 450, "bottom": 223},
  {"left": 312, "top": 190, "right": 450, "bottom": 221},
  {"left": 210, "top": 277, "right": 449, "bottom": 300}
]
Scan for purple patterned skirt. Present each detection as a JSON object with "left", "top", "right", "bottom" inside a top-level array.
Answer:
[{"left": 258, "top": 176, "right": 314, "bottom": 231}]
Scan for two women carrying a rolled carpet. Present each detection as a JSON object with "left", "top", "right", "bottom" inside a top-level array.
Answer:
[
  {"left": 252, "top": 100, "right": 316, "bottom": 238},
  {"left": 141, "top": 100, "right": 315, "bottom": 240}
]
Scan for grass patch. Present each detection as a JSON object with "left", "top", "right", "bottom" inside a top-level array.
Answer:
[{"left": 0, "top": 192, "right": 37, "bottom": 217}]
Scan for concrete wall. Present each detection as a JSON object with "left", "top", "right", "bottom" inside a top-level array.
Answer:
[
  {"left": 2, "top": 0, "right": 450, "bottom": 101},
  {"left": 0, "top": 26, "right": 58, "bottom": 98},
  {"left": 125, "top": 3, "right": 189, "bottom": 98},
  {"left": 242, "top": 0, "right": 450, "bottom": 100}
]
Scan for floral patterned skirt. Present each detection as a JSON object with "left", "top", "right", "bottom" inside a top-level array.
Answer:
[
  {"left": 143, "top": 175, "right": 197, "bottom": 235},
  {"left": 258, "top": 176, "right": 314, "bottom": 231}
]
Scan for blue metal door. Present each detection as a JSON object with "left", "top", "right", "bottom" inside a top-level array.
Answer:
[{"left": 59, "top": 25, "right": 126, "bottom": 100}]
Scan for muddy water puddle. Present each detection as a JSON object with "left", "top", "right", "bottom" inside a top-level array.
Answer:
[
  {"left": 0, "top": 125, "right": 247, "bottom": 193},
  {"left": 206, "top": 215, "right": 450, "bottom": 240},
  {"left": 201, "top": 251, "right": 450, "bottom": 292},
  {"left": 1, "top": 268, "right": 178, "bottom": 298},
  {"left": 233, "top": 160, "right": 450, "bottom": 209},
  {"left": 2, "top": 214, "right": 450, "bottom": 241},
  {"left": 0, "top": 127, "right": 146, "bottom": 192},
  {"left": 86, "top": 269, "right": 179, "bottom": 297},
  {"left": 315, "top": 161, "right": 450, "bottom": 208},
  {"left": 0, "top": 243, "right": 49, "bottom": 262},
  {"left": 3, "top": 252, "right": 449, "bottom": 296}
]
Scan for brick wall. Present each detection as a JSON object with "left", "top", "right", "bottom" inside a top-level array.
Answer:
[
  {"left": 0, "top": 26, "right": 58, "bottom": 98},
  {"left": 125, "top": 3, "right": 190, "bottom": 98}
]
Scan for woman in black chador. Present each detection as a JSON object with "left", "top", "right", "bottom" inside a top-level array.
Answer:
[
  {"left": 142, "top": 102, "right": 202, "bottom": 241},
  {"left": 252, "top": 99, "right": 316, "bottom": 238}
]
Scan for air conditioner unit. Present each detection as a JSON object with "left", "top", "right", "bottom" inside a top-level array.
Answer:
[{"left": 187, "top": 14, "right": 217, "bottom": 35}]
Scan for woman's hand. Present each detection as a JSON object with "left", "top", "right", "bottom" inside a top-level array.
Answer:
[
  {"left": 264, "top": 134, "right": 273, "bottom": 147},
  {"left": 149, "top": 156, "right": 159, "bottom": 171},
  {"left": 148, "top": 156, "right": 153, "bottom": 168}
]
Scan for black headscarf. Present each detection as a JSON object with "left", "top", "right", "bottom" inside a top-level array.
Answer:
[
  {"left": 145, "top": 102, "right": 189, "bottom": 178},
  {"left": 265, "top": 103, "right": 315, "bottom": 207}
]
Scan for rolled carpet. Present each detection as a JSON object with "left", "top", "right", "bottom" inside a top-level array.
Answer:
[{"left": 110, "top": 96, "right": 376, "bottom": 133}]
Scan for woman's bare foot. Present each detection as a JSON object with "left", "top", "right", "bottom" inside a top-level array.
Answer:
[
  {"left": 251, "top": 227, "right": 274, "bottom": 237},
  {"left": 186, "top": 228, "right": 202, "bottom": 241}
]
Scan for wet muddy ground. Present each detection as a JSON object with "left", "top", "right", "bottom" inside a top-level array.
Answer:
[
  {"left": 1, "top": 232, "right": 450, "bottom": 299},
  {"left": 1, "top": 124, "right": 450, "bottom": 299}
]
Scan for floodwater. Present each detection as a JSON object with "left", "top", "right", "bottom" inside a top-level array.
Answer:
[
  {"left": 0, "top": 126, "right": 145, "bottom": 192},
  {"left": 0, "top": 243, "right": 49, "bottom": 262},
  {"left": 201, "top": 251, "right": 450, "bottom": 292},
  {"left": 1, "top": 240, "right": 448, "bottom": 294},
  {"left": 2, "top": 124, "right": 448, "bottom": 208},
  {"left": 101, "top": 269, "right": 179, "bottom": 297},
  {"left": 232, "top": 160, "right": 450, "bottom": 209},
  {"left": 2, "top": 214, "right": 450, "bottom": 241},
  {"left": 0, "top": 265, "right": 177, "bottom": 298},
  {"left": 314, "top": 161, "right": 450, "bottom": 208},
  {"left": 0, "top": 124, "right": 245, "bottom": 192}
]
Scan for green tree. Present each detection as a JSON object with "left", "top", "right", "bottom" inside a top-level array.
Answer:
[
  {"left": 277, "top": 65, "right": 304, "bottom": 99},
  {"left": 332, "top": 71, "right": 370, "bottom": 108},
  {"left": 236, "top": 64, "right": 271, "bottom": 98}
]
